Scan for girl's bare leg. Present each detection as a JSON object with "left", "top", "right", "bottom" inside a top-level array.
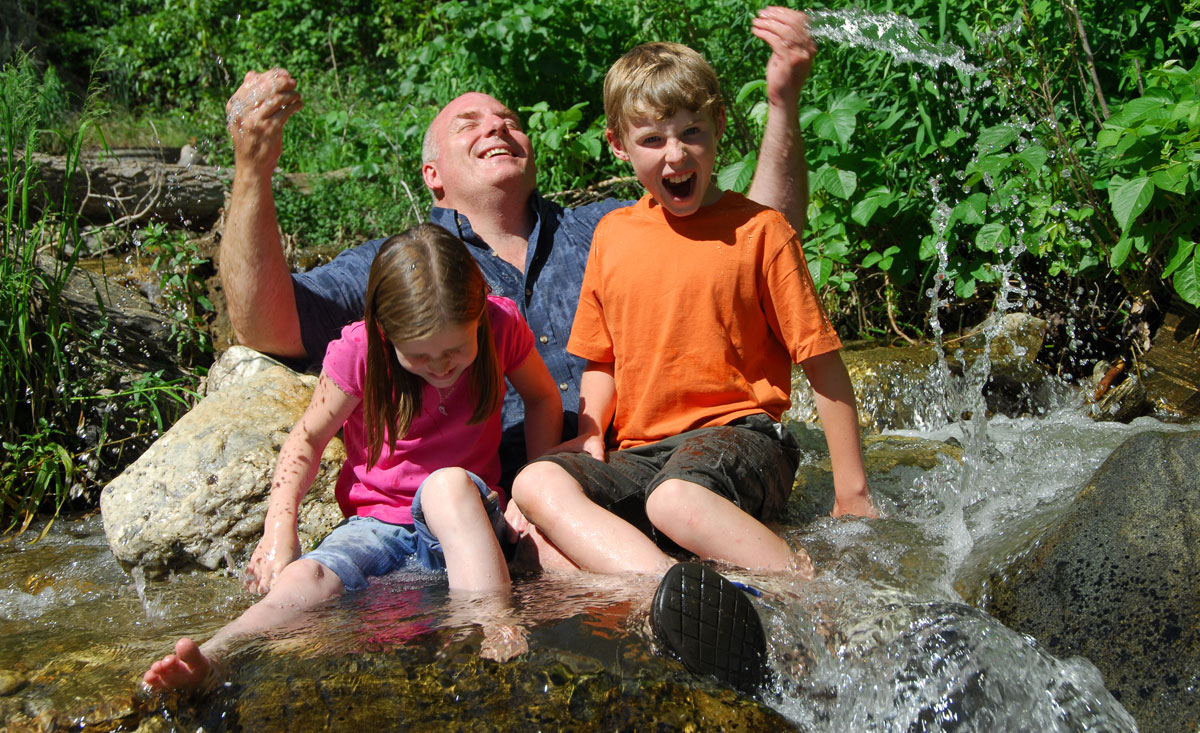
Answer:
[
  {"left": 419, "top": 468, "right": 511, "bottom": 592},
  {"left": 142, "top": 558, "right": 345, "bottom": 692}
]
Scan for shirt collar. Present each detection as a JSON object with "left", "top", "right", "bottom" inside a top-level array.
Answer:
[{"left": 428, "top": 191, "right": 551, "bottom": 257}]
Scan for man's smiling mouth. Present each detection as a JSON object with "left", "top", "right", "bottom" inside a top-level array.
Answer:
[{"left": 482, "top": 147, "right": 513, "bottom": 159}]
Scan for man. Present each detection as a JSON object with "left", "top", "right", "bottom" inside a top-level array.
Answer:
[{"left": 219, "top": 7, "right": 818, "bottom": 481}]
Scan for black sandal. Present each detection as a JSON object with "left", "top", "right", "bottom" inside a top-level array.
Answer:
[{"left": 650, "top": 561, "right": 768, "bottom": 695}]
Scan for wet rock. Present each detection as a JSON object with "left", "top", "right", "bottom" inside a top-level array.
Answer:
[
  {"left": 788, "top": 315, "right": 1050, "bottom": 432},
  {"left": 1143, "top": 296, "right": 1200, "bottom": 417},
  {"left": 0, "top": 670, "right": 26, "bottom": 696},
  {"left": 204, "top": 345, "right": 307, "bottom": 395},
  {"left": 100, "top": 362, "right": 344, "bottom": 576},
  {"left": 983, "top": 430, "right": 1200, "bottom": 733},
  {"left": 1088, "top": 365, "right": 1147, "bottom": 422},
  {"left": 785, "top": 427, "right": 962, "bottom": 522}
]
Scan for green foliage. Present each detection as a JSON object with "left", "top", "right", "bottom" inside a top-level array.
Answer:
[
  {"left": 134, "top": 223, "right": 214, "bottom": 361},
  {"left": 1, "top": 55, "right": 199, "bottom": 534},
  {"left": 1093, "top": 59, "right": 1200, "bottom": 305}
]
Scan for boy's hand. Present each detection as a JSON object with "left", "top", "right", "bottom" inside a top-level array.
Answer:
[
  {"left": 226, "top": 68, "right": 304, "bottom": 172},
  {"left": 547, "top": 434, "right": 608, "bottom": 462},
  {"left": 752, "top": 6, "right": 817, "bottom": 106},
  {"left": 244, "top": 528, "right": 301, "bottom": 595},
  {"left": 832, "top": 492, "right": 880, "bottom": 519}
]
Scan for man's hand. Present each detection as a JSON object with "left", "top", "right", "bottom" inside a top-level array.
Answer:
[
  {"left": 226, "top": 69, "right": 304, "bottom": 172},
  {"left": 752, "top": 6, "right": 817, "bottom": 107}
]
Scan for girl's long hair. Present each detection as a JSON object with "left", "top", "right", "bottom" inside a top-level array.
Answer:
[{"left": 362, "top": 223, "right": 501, "bottom": 466}]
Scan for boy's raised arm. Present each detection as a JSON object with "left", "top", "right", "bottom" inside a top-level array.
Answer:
[
  {"left": 800, "top": 351, "right": 879, "bottom": 519},
  {"left": 746, "top": 6, "right": 816, "bottom": 233}
]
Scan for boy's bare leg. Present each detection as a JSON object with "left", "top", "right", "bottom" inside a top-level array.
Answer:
[
  {"left": 646, "top": 478, "right": 814, "bottom": 578},
  {"left": 512, "top": 462, "right": 675, "bottom": 576},
  {"left": 419, "top": 468, "right": 511, "bottom": 592},
  {"left": 142, "top": 558, "right": 345, "bottom": 692}
]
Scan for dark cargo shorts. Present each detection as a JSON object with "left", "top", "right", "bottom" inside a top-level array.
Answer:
[{"left": 532, "top": 414, "right": 799, "bottom": 551}]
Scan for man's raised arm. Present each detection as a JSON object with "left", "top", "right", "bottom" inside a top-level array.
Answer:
[
  {"left": 221, "top": 69, "right": 306, "bottom": 359},
  {"left": 746, "top": 6, "right": 816, "bottom": 233}
]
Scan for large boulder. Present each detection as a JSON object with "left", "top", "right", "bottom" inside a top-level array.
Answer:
[
  {"left": 100, "top": 351, "right": 344, "bottom": 576},
  {"left": 983, "top": 430, "right": 1200, "bottom": 733}
]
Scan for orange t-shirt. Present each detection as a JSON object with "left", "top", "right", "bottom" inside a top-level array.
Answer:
[{"left": 569, "top": 192, "right": 842, "bottom": 449}]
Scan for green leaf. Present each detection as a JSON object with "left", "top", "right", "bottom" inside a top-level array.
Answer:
[
  {"left": 816, "top": 166, "right": 858, "bottom": 200},
  {"left": 1017, "top": 145, "right": 1048, "bottom": 171},
  {"left": 975, "top": 222, "right": 1010, "bottom": 252},
  {"left": 736, "top": 79, "right": 766, "bottom": 104},
  {"left": 976, "top": 125, "right": 1019, "bottom": 154},
  {"left": 1110, "top": 235, "right": 1134, "bottom": 268},
  {"left": 717, "top": 152, "right": 757, "bottom": 193},
  {"left": 851, "top": 197, "right": 880, "bottom": 227},
  {"left": 1173, "top": 253, "right": 1200, "bottom": 307},
  {"left": 1162, "top": 239, "right": 1196, "bottom": 278},
  {"left": 1152, "top": 164, "right": 1190, "bottom": 195},
  {"left": 813, "top": 109, "right": 858, "bottom": 147},
  {"left": 1108, "top": 175, "right": 1156, "bottom": 231}
]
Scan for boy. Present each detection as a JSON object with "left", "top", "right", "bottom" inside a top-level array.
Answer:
[{"left": 511, "top": 42, "right": 875, "bottom": 689}]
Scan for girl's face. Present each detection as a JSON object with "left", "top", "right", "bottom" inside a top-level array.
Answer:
[{"left": 392, "top": 320, "right": 479, "bottom": 389}]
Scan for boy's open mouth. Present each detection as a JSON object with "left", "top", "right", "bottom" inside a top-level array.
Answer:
[{"left": 663, "top": 172, "right": 695, "bottom": 199}]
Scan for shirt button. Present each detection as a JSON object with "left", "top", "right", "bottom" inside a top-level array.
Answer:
[
  {"left": 539, "top": 335, "right": 549, "bottom": 344},
  {"left": 525, "top": 288, "right": 532, "bottom": 297},
  {"left": 558, "top": 382, "right": 568, "bottom": 391}
]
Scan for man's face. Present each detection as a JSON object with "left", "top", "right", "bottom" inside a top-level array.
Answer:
[
  {"left": 422, "top": 93, "right": 537, "bottom": 207},
  {"left": 607, "top": 107, "right": 725, "bottom": 218}
]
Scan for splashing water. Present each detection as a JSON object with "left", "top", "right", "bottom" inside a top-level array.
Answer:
[{"left": 808, "top": 8, "right": 980, "bottom": 73}]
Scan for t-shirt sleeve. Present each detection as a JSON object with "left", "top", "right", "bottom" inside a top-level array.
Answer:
[
  {"left": 292, "top": 238, "right": 385, "bottom": 367},
  {"left": 321, "top": 321, "right": 369, "bottom": 399},
  {"left": 565, "top": 219, "right": 615, "bottom": 363},
  {"left": 488, "top": 296, "right": 535, "bottom": 374},
  {"left": 759, "top": 215, "right": 843, "bottom": 363}
]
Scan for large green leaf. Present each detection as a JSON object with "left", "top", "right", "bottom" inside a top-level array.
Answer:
[
  {"left": 813, "top": 109, "right": 858, "bottom": 147},
  {"left": 1108, "top": 175, "right": 1156, "bottom": 231},
  {"left": 1173, "top": 253, "right": 1200, "bottom": 307},
  {"left": 816, "top": 165, "right": 858, "bottom": 200}
]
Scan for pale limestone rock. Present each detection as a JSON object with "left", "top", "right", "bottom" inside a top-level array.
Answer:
[{"left": 100, "top": 363, "right": 344, "bottom": 576}]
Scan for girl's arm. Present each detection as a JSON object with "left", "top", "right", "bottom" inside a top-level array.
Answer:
[
  {"left": 246, "top": 373, "right": 359, "bottom": 594},
  {"left": 800, "top": 351, "right": 878, "bottom": 519},
  {"left": 507, "top": 350, "right": 563, "bottom": 461}
]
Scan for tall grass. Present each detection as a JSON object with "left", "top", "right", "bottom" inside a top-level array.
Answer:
[{"left": 1, "top": 54, "right": 199, "bottom": 536}]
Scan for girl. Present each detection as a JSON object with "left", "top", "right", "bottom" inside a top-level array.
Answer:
[{"left": 143, "top": 223, "right": 562, "bottom": 691}]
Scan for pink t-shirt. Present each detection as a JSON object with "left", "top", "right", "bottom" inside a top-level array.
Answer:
[{"left": 322, "top": 295, "right": 534, "bottom": 524}]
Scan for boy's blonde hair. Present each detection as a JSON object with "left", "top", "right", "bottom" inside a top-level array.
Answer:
[{"left": 603, "top": 42, "right": 724, "bottom": 144}]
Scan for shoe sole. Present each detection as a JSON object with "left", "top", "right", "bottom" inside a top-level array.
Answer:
[{"left": 651, "top": 561, "right": 767, "bottom": 694}]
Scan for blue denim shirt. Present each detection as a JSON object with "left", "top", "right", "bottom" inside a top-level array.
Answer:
[{"left": 292, "top": 192, "right": 628, "bottom": 433}]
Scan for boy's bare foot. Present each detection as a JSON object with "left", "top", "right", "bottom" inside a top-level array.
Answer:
[{"left": 142, "top": 637, "right": 222, "bottom": 693}]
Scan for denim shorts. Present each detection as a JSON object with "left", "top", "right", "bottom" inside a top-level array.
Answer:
[
  {"left": 303, "top": 471, "right": 509, "bottom": 591},
  {"left": 411, "top": 470, "right": 512, "bottom": 565},
  {"left": 531, "top": 414, "right": 799, "bottom": 551}
]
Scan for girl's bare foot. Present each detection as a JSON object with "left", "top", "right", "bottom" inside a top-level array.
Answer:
[{"left": 142, "top": 637, "right": 222, "bottom": 692}]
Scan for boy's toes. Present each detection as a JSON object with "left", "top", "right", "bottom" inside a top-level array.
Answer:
[{"left": 141, "top": 638, "right": 213, "bottom": 692}]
